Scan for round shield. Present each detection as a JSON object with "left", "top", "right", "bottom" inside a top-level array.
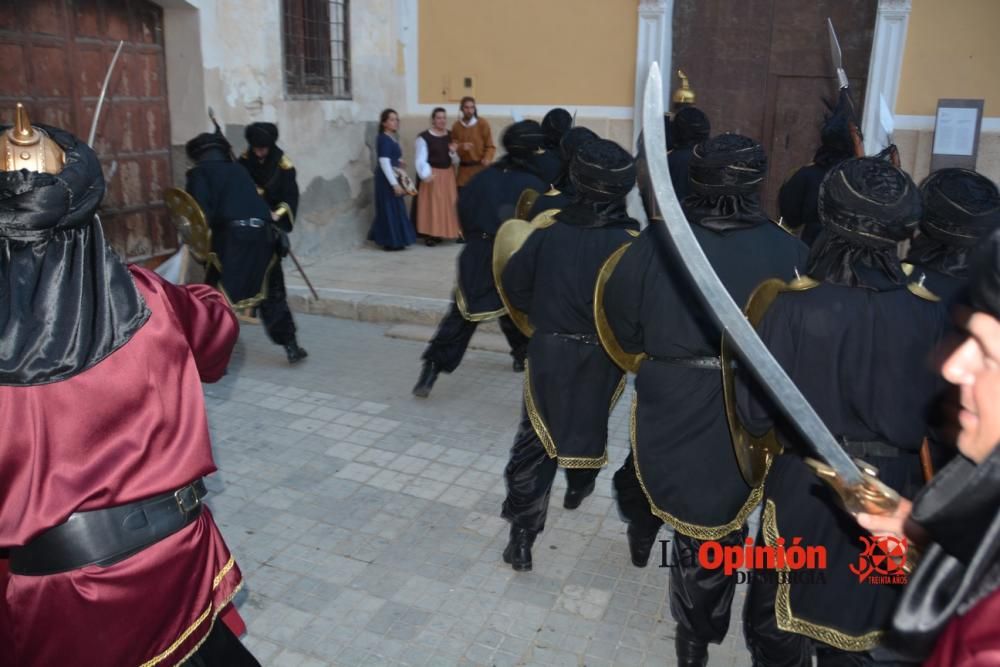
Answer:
[
  {"left": 515, "top": 188, "right": 541, "bottom": 220},
  {"left": 493, "top": 218, "right": 536, "bottom": 337},
  {"left": 164, "top": 187, "right": 214, "bottom": 266},
  {"left": 594, "top": 242, "right": 645, "bottom": 373}
]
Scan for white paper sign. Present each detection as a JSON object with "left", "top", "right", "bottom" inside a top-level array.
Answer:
[{"left": 933, "top": 107, "right": 979, "bottom": 156}]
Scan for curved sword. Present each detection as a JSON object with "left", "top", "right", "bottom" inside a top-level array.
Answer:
[
  {"left": 88, "top": 40, "right": 125, "bottom": 146},
  {"left": 642, "top": 63, "right": 900, "bottom": 514}
]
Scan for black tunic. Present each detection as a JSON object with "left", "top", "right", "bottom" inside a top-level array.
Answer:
[
  {"left": 238, "top": 147, "right": 299, "bottom": 232},
  {"left": 534, "top": 148, "right": 563, "bottom": 189},
  {"left": 668, "top": 147, "right": 695, "bottom": 201},
  {"left": 778, "top": 163, "right": 837, "bottom": 246},
  {"left": 455, "top": 164, "right": 547, "bottom": 319},
  {"left": 186, "top": 150, "right": 275, "bottom": 304},
  {"left": 501, "top": 212, "right": 639, "bottom": 466},
  {"left": 603, "top": 222, "right": 808, "bottom": 537},
  {"left": 738, "top": 282, "right": 948, "bottom": 649}
]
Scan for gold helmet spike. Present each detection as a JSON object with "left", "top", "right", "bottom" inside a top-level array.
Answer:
[
  {"left": 672, "top": 69, "right": 696, "bottom": 106},
  {"left": 2, "top": 103, "right": 66, "bottom": 174}
]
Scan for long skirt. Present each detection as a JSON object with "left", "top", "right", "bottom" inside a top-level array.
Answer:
[
  {"left": 369, "top": 171, "right": 416, "bottom": 249},
  {"left": 415, "top": 167, "right": 461, "bottom": 239}
]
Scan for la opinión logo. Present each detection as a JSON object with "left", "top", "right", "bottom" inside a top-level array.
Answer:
[
  {"left": 697, "top": 536, "right": 827, "bottom": 576},
  {"left": 849, "top": 535, "right": 909, "bottom": 585}
]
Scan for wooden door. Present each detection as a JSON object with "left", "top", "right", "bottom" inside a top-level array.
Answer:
[
  {"left": 672, "top": 0, "right": 876, "bottom": 215},
  {"left": 0, "top": 0, "right": 175, "bottom": 262}
]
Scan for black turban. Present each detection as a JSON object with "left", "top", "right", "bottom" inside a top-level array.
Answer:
[
  {"left": 906, "top": 169, "right": 1000, "bottom": 278},
  {"left": 808, "top": 157, "right": 922, "bottom": 288},
  {"left": 570, "top": 139, "right": 636, "bottom": 203},
  {"left": 683, "top": 133, "right": 769, "bottom": 231},
  {"left": 815, "top": 91, "right": 856, "bottom": 167},
  {"left": 559, "top": 126, "right": 599, "bottom": 163},
  {"left": 185, "top": 131, "right": 231, "bottom": 162},
  {"left": 245, "top": 122, "right": 279, "bottom": 149},
  {"left": 960, "top": 228, "right": 1000, "bottom": 321},
  {"left": 502, "top": 120, "right": 546, "bottom": 159},
  {"left": 541, "top": 108, "right": 573, "bottom": 149},
  {"left": 671, "top": 107, "right": 710, "bottom": 149}
]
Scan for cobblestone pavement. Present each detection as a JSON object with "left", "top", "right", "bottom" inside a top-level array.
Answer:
[{"left": 205, "top": 313, "right": 752, "bottom": 666}]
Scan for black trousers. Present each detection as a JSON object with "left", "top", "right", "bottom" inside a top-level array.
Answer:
[
  {"left": 260, "top": 261, "right": 297, "bottom": 347},
  {"left": 614, "top": 453, "right": 743, "bottom": 645},
  {"left": 181, "top": 620, "right": 260, "bottom": 667},
  {"left": 422, "top": 300, "right": 529, "bottom": 373},
  {"left": 502, "top": 405, "right": 600, "bottom": 533}
]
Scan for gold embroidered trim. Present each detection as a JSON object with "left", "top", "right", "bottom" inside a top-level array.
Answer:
[
  {"left": 140, "top": 557, "right": 242, "bottom": 667},
  {"left": 762, "top": 500, "right": 884, "bottom": 652},
  {"left": 522, "top": 361, "right": 622, "bottom": 469},
  {"left": 629, "top": 392, "right": 763, "bottom": 540},
  {"left": 455, "top": 283, "right": 505, "bottom": 322}
]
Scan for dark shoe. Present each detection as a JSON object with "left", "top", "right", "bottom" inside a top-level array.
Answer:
[
  {"left": 412, "top": 361, "right": 439, "bottom": 398},
  {"left": 675, "top": 626, "right": 709, "bottom": 667},
  {"left": 284, "top": 343, "right": 308, "bottom": 364},
  {"left": 512, "top": 358, "right": 526, "bottom": 373},
  {"left": 563, "top": 481, "right": 595, "bottom": 510},
  {"left": 424, "top": 237, "right": 440, "bottom": 247},
  {"left": 456, "top": 236, "right": 467, "bottom": 244},
  {"left": 627, "top": 524, "right": 659, "bottom": 567},
  {"left": 502, "top": 525, "right": 536, "bottom": 572}
]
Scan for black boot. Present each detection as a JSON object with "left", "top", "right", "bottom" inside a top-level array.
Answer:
[
  {"left": 627, "top": 524, "right": 659, "bottom": 567},
  {"left": 502, "top": 525, "right": 536, "bottom": 572},
  {"left": 563, "top": 480, "right": 595, "bottom": 510},
  {"left": 412, "top": 361, "right": 439, "bottom": 398},
  {"left": 675, "top": 626, "right": 708, "bottom": 667},
  {"left": 284, "top": 342, "right": 308, "bottom": 364},
  {"left": 512, "top": 358, "right": 526, "bottom": 373}
]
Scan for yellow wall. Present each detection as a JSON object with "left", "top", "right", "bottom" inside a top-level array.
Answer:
[
  {"left": 418, "top": 0, "right": 638, "bottom": 107},
  {"left": 896, "top": 0, "right": 1000, "bottom": 116}
]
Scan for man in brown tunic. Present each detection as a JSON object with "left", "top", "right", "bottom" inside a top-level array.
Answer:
[{"left": 452, "top": 96, "right": 496, "bottom": 187}]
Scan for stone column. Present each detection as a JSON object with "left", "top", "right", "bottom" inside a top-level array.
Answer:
[
  {"left": 632, "top": 0, "right": 674, "bottom": 143},
  {"left": 861, "top": 0, "right": 912, "bottom": 154}
]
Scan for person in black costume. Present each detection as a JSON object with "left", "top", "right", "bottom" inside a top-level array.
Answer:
[
  {"left": 412, "top": 121, "right": 548, "bottom": 397},
  {"left": 237, "top": 122, "right": 307, "bottom": 363},
  {"left": 904, "top": 168, "right": 1000, "bottom": 304},
  {"left": 602, "top": 133, "right": 808, "bottom": 667},
  {"left": 668, "top": 106, "right": 710, "bottom": 201},
  {"left": 856, "top": 229, "right": 1000, "bottom": 665},
  {"left": 525, "top": 126, "right": 599, "bottom": 219},
  {"left": 535, "top": 107, "right": 573, "bottom": 187},
  {"left": 499, "top": 139, "right": 640, "bottom": 572},
  {"left": 779, "top": 92, "right": 856, "bottom": 246},
  {"left": 737, "top": 157, "right": 949, "bottom": 667}
]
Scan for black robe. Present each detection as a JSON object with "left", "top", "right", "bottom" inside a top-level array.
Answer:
[
  {"left": 779, "top": 163, "right": 839, "bottom": 246},
  {"left": 603, "top": 222, "right": 808, "bottom": 537},
  {"left": 534, "top": 148, "right": 563, "bottom": 189},
  {"left": 501, "top": 211, "right": 639, "bottom": 466},
  {"left": 186, "top": 150, "right": 275, "bottom": 304},
  {"left": 455, "top": 163, "right": 547, "bottom": 319},
  {"left": 668, "top": 146, "right": 695, "bottom": 201},
  {"left": 238, "top": 147, "right": 299, "bottom": 232},
  {"left": 738, "top": 281, "right": 948, "bottom": 649}
]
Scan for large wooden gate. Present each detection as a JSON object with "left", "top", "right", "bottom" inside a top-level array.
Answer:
[
  {"left": 0, "top": 0, "right": 175, "bottom": 261},
  {"left": 672, "top": 0, "right": 877, "bottom": 214}
]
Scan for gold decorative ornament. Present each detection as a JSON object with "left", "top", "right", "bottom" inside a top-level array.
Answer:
[
  {"left": 672, "top": 70, "right": 696, "bottom": 106},
  {"left": 2, "top": 103, "right": 66, "bottom": 174},
  {"left": 515, "top": 188, "right": 541, "bottom": 220}
]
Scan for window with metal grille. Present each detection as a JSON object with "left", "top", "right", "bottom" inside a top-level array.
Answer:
[{"left": 282, "top": 0, "right": 351, "bottom": 99}]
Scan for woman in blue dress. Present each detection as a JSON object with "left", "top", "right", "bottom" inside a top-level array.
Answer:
[{"left": 369, "top": 108, "right": 416, "bottom": 250}]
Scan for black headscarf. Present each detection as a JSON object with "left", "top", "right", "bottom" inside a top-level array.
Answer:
[
  {"left": 0, "top": 124, "right": 149, "bottom": 386},
  {"left": 186, "top": 131, "right": 232, "bottom": 162},
  {"left": 554, "top": 126, "right": 599, "bottom": 192},
  {"left": 815, "top": 90, "right": 856, "bottom": 168},
  {"left": 671, "top": 106, "right": 710, "bottom": 149},
  {"left": 496, "top": 120, "right": 547, "bottom": 180},
  {"left": 683, "top": 133, "right": 769, "bottom": 232},
  {"left": 807, "top": 157, "right": 922, "bottom": 288},
  {"left": 906, "top": 169, "right": 1000, "bottom": 278},
  {"left": 557, "top": 139, "right": 636, "bottom": 228},
  {"left": 541, "top": 108, "right": 572, "bottom": 149},
  {"left": 245, "top": 122, "right": 279, "bottom": 149}
]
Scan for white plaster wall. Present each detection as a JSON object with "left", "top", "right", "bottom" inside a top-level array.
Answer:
[{"left": 159, "top": 0, "right": 408, "bottom": 255}]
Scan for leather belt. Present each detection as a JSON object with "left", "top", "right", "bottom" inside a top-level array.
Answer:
[
  {"left": 841, "top": 439, "right": 907, "bottom": 459},
  {"left": 9, "top": 479, "right": 207, "bottom": 576},
  {"left": 550, "top": 332, "right": 601, "bottom": 346},
  {"left": 230, "top": 217, "right": 267, "bottom": 229},
  {"left": 646, "top": 355, "right": 734, "bottom": 369}
]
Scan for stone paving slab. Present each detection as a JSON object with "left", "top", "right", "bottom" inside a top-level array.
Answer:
[{"left": 205, "top": 313, "right": 753, "bottom": 666}]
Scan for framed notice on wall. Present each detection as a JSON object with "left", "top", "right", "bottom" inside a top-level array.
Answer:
[{"left": 931, "top": 99, "right": 984, "bottom": 172}]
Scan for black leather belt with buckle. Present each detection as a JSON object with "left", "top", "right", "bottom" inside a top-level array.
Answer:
[
  {"left": 9, "top": 479, "right": 208, "bottom": 576},
  {"left": 231, "top": 217, "right": 267, "bottom": 228},
  {"left": 647, "top": 355, "right": 733, "bottom": 369},
  {"left": 551, "top": 332, "right": 601, "bottom": 346}
]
